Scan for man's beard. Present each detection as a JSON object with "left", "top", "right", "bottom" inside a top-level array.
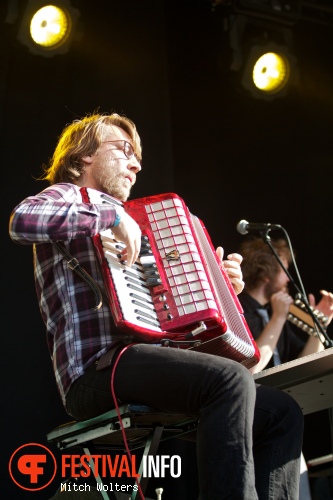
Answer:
[
  {"left": 103, "top": 179, "right": 132, "bottom": 201},
  {"left": 94, "top": 159, "right": 132, "bottom": 202},
  {"left": 264, "top": 280, "right": 289, "bottom": 302}
]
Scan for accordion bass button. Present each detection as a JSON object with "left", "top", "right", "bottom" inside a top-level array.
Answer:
[
  {"left": 146, "top": 277, "right": 162, "bottom": 286},
  {"left": 140, "top": 248, "right": 153, "bottom": 256},
  {"left": 167, "top": 313, "right": 173, "bottom": 320}
]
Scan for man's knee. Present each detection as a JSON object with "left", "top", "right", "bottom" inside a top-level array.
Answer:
[
  {"left": 217, "top": 360, "right": 256, "bottom": 398},
  {"left": 278, "top": 389, "right": 304, "bottom": 430},
  {"left": 256, "top": 385, "right": 304, "bottom": 434}
]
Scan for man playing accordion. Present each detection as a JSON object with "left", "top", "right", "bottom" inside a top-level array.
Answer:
[{"left": 9, "top": 112, "right": 303, "bottom": 499}]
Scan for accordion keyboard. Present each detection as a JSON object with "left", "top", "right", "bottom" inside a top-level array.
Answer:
[{"left": 100, "top": 232, "right": 163, "bottom": 332}]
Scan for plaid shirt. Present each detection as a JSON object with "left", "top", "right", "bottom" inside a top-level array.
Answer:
[{"left": 9, "top": 183, "right": 124, "bottom": 406}]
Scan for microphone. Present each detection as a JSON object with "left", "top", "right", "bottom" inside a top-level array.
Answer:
[{"left": 236, "top": 220, "right": 282, "bottom": 235}]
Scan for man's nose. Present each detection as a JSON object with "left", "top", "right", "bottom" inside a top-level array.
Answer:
[{"left": 128, "top": 157, "right": 141, "bottom": 173}]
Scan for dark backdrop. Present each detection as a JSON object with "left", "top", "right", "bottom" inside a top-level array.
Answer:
[{"left": 2, "top": 0, "right": 333, "bottom": 498}]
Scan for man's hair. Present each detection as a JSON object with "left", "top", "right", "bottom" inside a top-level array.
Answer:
[
  {"left": 240, "top": 237, "right": 292, "bottom": 292},
  {"left": 42, "top": 113, "right": 141, "bottom": 185}
]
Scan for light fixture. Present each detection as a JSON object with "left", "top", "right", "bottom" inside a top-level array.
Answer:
[
  {"left": 229, "top": 15, "right": 298, "bottom": 99},
  {"left": 17, "top": 1, "right": 80, "bottom": 57},
  {"left": 29, "top": 5, "right": 70, "bottom": 48},
  {"left": 241, "top": 42, "right": 297, "bottom": 98},
  {"left": 252, "top": 52, "right": 289, "bottom": 92}
]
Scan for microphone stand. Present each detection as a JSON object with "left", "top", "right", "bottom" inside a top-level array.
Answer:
[{"left": 260, "top": 230, "right": 333, "bottom": 349}]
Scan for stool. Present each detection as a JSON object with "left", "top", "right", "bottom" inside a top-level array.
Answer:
[{"left": 47, "top": 404, "right": 198, "bottom": 500}]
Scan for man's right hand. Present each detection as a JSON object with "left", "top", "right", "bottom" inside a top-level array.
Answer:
[
  {"left": 270, "top": 290, "right": 294, "bottom": 320},
  {"left": 112, "top": 212, "right": 142, "bottom": 267}
]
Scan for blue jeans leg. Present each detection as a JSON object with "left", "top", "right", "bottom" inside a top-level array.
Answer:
[{"left": 253, "top": 384, "right": 303, "bottom": 500}]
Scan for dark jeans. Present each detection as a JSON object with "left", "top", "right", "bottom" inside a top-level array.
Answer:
[{"left": 66, "top": 344, "right": 303, "bottom": 499}]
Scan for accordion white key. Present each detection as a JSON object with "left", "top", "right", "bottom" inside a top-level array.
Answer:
[{"left": 81, "top": 188, "right": 260, "bottom": 368}]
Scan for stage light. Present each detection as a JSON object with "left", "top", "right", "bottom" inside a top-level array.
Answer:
[
  {"left": 252, "top": 52, "right": 289, "bottom": 92},
  {"left": 30, "top": 5, "right": 70, "bottom": 48},
  {"left": 229, "top": 15, "right": 298, "bottom": 100},
  {"left": 241, "top": 42, "right": 297, "bottom": 99},
  {"left": 17, "top": 1, "right": 80, "bottom": 57}
]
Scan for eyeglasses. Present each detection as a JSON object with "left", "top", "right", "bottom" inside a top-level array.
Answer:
[{"left": 102, "top": 140, "right": 141, "bottom": 164}]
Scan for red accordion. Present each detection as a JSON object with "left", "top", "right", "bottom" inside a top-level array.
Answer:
[{"left": 81, "top": 188, "right": 260, "bottom": 369}]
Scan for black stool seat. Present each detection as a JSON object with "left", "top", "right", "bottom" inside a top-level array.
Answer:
[
  {"left": 47, "top": 404, "right": 198, "bottom": 499},
  {"left": 47, "top": 404, "right": 197, "bottom": 450}
]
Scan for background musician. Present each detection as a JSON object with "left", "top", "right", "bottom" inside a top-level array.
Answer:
[
  {"left": 238, "top": 236, "right": 333, "bottom": 499},
  {"left": 9, "top": 112, "right": 304, "bottom": 499},
  {"left": 238, "top": 237, "right": 333, "bottom": 374}
]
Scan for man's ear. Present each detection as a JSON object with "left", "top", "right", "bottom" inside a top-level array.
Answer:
[{"left": 81, "top": 155, "right": 93, "bottom": 165}]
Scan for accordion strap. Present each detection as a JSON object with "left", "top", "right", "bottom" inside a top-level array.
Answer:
[{"left": 54, "top": 241, "right": 106, "bottom": 311}]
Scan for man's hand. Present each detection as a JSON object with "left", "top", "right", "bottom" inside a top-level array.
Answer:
[
  {"left": 270, "top": 291, "right": 293, "bottom": 320},
  {"left": 112, "top": 211, "right": 142, "bottom": 267},
  {"left": 309, "top": 289, "right": 333, "bottom": 326},
  {"left": 216, "top": 246, "right": 244, "bottom": 295}
]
